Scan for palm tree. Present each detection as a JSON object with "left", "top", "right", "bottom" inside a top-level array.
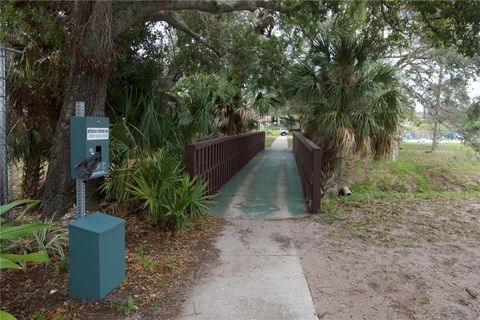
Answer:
[
  {"left": 174, "top": 73, "right": 256, "bottom": 137},
  {"left": 9, "top": 120, "right": 52, "bottom": 198},
  {"left": 252, "top": 92, "right": 283, "bottom": 118},
  {"left": 285, "top": 32, "right": 406, "bottom": 195},
  {"left": 7, "top": 43, "right": 63, "bottom": 198},
  {"left": 211, "top": 75, "right": 257, "bottom": 136}
]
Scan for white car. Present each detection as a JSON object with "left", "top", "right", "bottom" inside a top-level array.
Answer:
[{"left": 280, "top": 129, "right": 289, "bottom": 136}]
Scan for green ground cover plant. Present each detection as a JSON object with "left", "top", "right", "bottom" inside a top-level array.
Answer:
[
  {"left": 105, "top": 149, "right": 211, "bottom": 231},
  {"left": 0, "top": 200, "right": 51, "bottom": 320},
  {"left": 346, "top": 143, "right": 480, "bottom": 194},
  {"left": 320, "top": 142, "right": 480, "bottom": 247}
]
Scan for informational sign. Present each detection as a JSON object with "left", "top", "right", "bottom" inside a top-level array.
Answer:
[
  {"left": 87, "top": 128, "right": 109, "bottom": 140},
  {"left": 71, "top": 115, "right": 109, "bottom": 180}
]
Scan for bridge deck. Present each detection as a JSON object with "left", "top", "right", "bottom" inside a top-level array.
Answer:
[{"left": 211, "top": 136, "right": 306, "bottom": 219}]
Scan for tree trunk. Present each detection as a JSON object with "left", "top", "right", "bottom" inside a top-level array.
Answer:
[
  {"left": 431, "top": 64, "right": 444, "bottom": 152},
  {"left": 335, "top": 157, "right": 353, "bottom": 196},
  {"left": 431, "top": 120, "right": 439, "bottom": 151},
  {"left": 22, "top": 158, "right": 43, "bottom": 198},
  {"left": 41, "top": 2, "right": 114, "bottom": 219}
]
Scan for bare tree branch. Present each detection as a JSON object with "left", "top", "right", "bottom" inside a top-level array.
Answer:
[
  {"left": 404, "top": 85, "right": 432, "bottom": 108},
  {"left": 114, "top": 0, "right": 294, "bottom": 36},
  {"left": 152, "top": 11, "right": 221, "bottom": 56},
  {"left": 153, "top": 66, "right": 185, "bottom": 94},
  {"left": 393, "top": 45, "right": 431, "bottom": 70}
]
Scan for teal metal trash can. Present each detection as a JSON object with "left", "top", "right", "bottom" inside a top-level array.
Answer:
[{"left": 69, "top": 212, "right": 125, "bottom": 299}]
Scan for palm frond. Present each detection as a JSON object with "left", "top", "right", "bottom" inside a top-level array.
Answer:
[{"left": 283, "top": 30, "right": 408, "bottom": 192}]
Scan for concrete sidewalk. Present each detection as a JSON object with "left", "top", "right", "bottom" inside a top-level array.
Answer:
[
  {"left": 179, "top": 219, "right": 318, "bottom": 320},
  {"left": 179, "top": 137, "right": 318, "bottom": 320}
]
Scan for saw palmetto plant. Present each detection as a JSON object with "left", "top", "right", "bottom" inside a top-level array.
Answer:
[
  {"left": 285, "top": 32, "right": 407, "bottom": 194},
  {"left": 7, "top": 42, "right": 64, "bottom": 198},
  {"left": 174, "top": 73, "right": 257, "bottom": 137}
]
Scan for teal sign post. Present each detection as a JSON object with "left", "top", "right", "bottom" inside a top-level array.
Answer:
[{"left": 68, "top": 101, "right": 125, "bottom": 300}]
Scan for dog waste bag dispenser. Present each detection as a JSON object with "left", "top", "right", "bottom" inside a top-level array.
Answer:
[
  {"left": 69, "top": 112, "right": 125, "bottom": 300},
  {"left": 70, "top": 116, "right": 109, "bottom": 180}
]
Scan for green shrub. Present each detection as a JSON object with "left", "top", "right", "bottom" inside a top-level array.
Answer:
[
  {"left": 127, "top": 150, "right": 211, "bottom": 231},
  {"left": 0, "top": 199, "right": 51, "bottom": 320},
  {"left": 0, "top": 199, "right": 50, "bottom": 270},
  {"left": 7, "top": 218, "right": 68, "bottom": 265},
  {"left": 30, "top": 219, "right": 67, "bottom": 262},
  {"left": 102, "top": 93, "right": 215, "bottom": 231}
]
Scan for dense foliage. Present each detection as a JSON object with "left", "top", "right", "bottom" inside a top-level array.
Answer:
[
  {"left": 2, "top": 2, "right": 69, "bottom": 198},
  {"left": 102, "top": 94, "right": 213, "bottom": 231},
  {"left": 0, "top": 199, "right": 50, "bottom": 270},
  {"left": 285, "top": 32, "right": 407, "bottom": 191},
  {"left": 1, "top": 0, "right": 478, "bottom": 216},
  {"left": 461, "top": 101, "right": 480, "bottom": 152}
]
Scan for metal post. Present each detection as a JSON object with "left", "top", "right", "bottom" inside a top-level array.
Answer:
[
  {"left": 75, "top": 101, "right": 86, "bottom": 217},
  {"left": 0, "top": 43, "right": 8, "bottom": 205}
]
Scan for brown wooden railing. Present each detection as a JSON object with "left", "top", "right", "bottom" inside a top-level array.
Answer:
[
  {"left": 186, "top": 132, "right": 265, "bottom": 195},
  {"left": 292, "top": 132, "right": 322, "bottom": 214}
]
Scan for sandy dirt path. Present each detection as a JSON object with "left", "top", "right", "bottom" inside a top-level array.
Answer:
[{"left": 290, "top": 197, "right": 480, "bottom": 320}]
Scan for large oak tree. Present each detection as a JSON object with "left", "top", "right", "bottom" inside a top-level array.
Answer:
[{"left": 40, "top": 1, "right": 291, "bottom": 218}]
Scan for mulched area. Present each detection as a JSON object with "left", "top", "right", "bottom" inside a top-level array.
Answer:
[{"left": 1, "top": 211, "right": 225, "bottom": 320}]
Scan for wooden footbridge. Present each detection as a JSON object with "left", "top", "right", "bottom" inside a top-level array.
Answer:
[{"left": 186, "top": 132, "right": 322, "bottom": 217}]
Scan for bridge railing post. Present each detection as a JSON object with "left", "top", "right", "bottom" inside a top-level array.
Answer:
[
  {"left": 186, "top": 144, "right": 196, "bottom": 179},
  {"left": 292, "top": 132, "right": 322, "bottom": 214},
  {"left": 311, "top": 147, "right": 322, "bottom": 214}
]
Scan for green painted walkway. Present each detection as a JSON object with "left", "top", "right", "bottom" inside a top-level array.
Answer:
[{"left": 212, "top": 136, "right": 306, "bottom": 219}]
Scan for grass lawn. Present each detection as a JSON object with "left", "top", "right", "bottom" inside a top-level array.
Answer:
[
  {"left": 265, "top": 135, "right": 293, "bottom": 149},
  {"left": 345, "top": 142, "right": 480, "bottom": 195},
  {"left": 321, "top": 141, "right": 480, "bottom": 241},
  {"left": 322, "top": 141, "right": 480, "bottom": 225}
]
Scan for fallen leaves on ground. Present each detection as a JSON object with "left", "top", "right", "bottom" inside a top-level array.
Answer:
[
  {"left": 319, "top": 193, "right": 480, "bottom": 247},
  {"left": 0, "top": 212, "right": 225, "bottom": 320}
]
